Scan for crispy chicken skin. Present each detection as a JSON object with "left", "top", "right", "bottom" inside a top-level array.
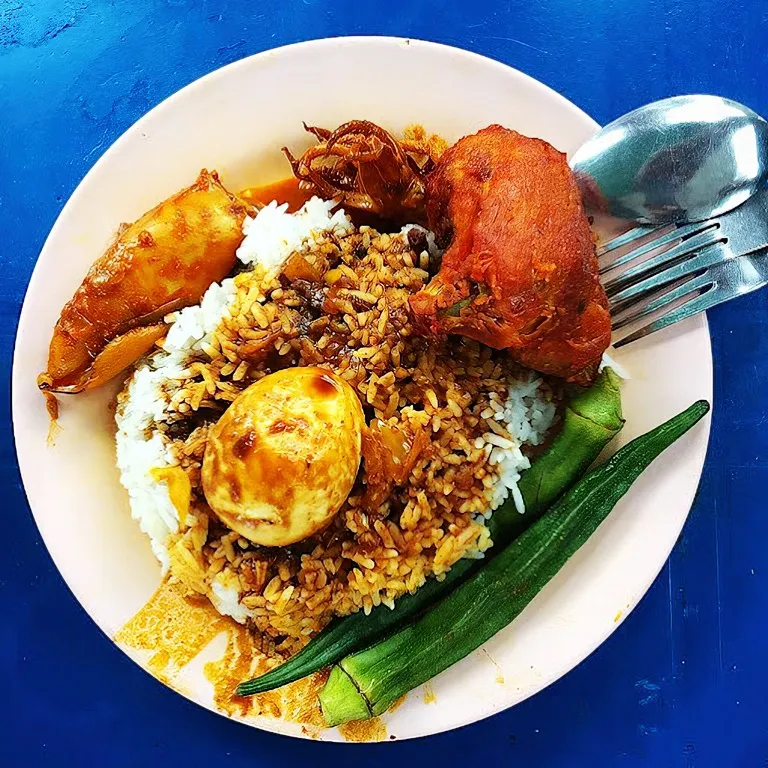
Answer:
[
  {"left": 410, "top": 126, "right": 611, "bottom": 385},
  {"left": 39, "top": 170, "right": 249, "bottom": 393}
]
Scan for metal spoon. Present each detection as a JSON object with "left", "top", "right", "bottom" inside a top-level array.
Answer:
[{"left": 570, "top": 95, "right": 768, "bottom": 224}]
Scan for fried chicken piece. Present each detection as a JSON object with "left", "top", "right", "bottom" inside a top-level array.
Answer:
[{"left": 410, "top": 126, "right": 611, "bottom": 384}]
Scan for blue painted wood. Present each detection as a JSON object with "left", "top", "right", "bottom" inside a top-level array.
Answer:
[{"left": 2, "top": 1, "right": 767, "bottom": 765}]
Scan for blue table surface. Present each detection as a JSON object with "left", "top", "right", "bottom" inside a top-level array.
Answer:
[{"left": 3, "top": 1, "right": 768, "bottom": 765}]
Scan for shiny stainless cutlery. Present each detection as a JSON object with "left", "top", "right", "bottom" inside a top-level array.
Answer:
[
  {"left": 599, "top": 187, "right": 768, "bottom": 346},
  {"left": 570, "top": 94, "right": 768, "bottom": 346}
]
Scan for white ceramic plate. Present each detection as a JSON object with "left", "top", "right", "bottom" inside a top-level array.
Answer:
[{"left": 13, "top": 37, "right": 712, "bottom": 741}]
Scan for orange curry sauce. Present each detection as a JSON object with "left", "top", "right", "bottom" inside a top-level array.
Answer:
[{"left": 240, "top": 177, "right": 313, "bottom": 211}]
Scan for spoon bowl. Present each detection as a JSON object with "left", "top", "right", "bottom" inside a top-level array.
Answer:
[{"left": 571, "top": 95, "right": 768, "bottom": 225}]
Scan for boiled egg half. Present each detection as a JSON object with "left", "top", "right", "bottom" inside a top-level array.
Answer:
[{"left": 202, "top": 367, "right": 364, "bottom": 547}]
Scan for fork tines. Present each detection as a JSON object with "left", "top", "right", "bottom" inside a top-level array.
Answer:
[{"left": 599, "top": 220, "right": 725, "bottom": 346}]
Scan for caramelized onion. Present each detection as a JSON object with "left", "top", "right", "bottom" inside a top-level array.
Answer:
[
  {"left": 360, "top": 420, "right": 429, "bottom": 510},
  {"left": 283, "top": 121, "right": 435, "bottom": 226}
]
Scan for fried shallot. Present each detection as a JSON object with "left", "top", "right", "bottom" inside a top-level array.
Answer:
[{"left": 283, "top": 121, "right": 437, "bottom": 226}]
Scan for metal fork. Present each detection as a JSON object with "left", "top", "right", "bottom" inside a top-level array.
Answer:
[{"left": 599, "top": 186, "right": 768, "bottom": 347}]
